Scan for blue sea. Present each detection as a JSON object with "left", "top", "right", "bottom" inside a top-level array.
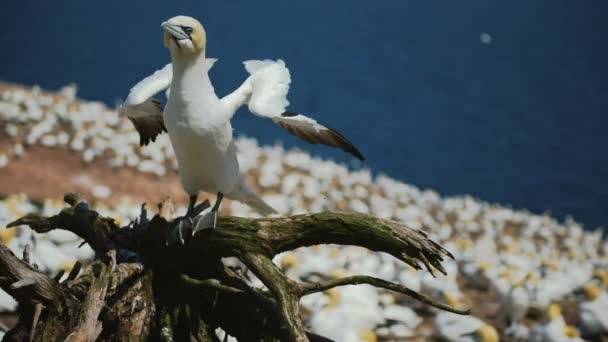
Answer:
[{"left": 1, "top": 1, "right": 606, "bottom": 229}]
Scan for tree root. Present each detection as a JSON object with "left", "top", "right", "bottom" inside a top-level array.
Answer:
[{"left": 1, "top": 193, "right": 469, "bottom": 341}]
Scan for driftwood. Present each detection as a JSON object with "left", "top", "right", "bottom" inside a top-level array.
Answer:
[{"left": 0, "top": 193, "right": 468, "bottom": 341}]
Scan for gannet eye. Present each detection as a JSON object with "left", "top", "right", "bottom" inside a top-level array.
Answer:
[{"left": 182, "top": 26, "right": 193, "bottom": 35}]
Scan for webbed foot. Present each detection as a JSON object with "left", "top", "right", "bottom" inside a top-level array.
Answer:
[{"left": 193, "top": 211, "right": 218, "bottom": 235}]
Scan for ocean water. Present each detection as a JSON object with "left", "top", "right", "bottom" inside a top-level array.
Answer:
[{"left": 1, "top": 1, "right": 607, "bottom": 229}]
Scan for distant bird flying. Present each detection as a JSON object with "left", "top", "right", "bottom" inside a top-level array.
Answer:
[{"left": 120, "top": 16, "right": 363, "bottom": 242}]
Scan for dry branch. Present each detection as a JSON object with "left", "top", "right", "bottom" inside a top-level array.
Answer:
[
  {"left": 65, "top": 250, "right": 116, "bottom": 342},
  {"left": 0, "top": 242, "right": 63, "bottom": 305},
  {"left": 241, "top": 251, "right": 307, "bottom": 341},
  {"left": 299, "top": 275, "right": 469, "bottom": 314}
]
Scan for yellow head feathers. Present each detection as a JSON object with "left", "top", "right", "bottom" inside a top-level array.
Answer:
[
  {"left": 445, "top": 292, "right": 462, "bottom": 308},
  {"left": 478, "top": 261, "right": 492, "bottom": 271},
  {"left": 547, "top": 303, "right": 562, "bottom": 320},
  {"left": 279, "top": 254, "right": 299, "bottom": 270},
  {"left": 326, "top": 288, "right": 342, "bottom": 308},
  {"left": 584, "top": 285, "right": 601, "bottom": 301},
  {"left": 476, "top": 325, "right": 499, "bottom": 342},
  {"left": 593, "top": 268, "right": 608, "bottom": 289},
  {"left": 162, "top": 16, "right": 207, "bottom": 55},
  {"left": 563, "top": 325, "right": 579, "bottom": 338},
  {"left": 358, "top": 329, "right": 377, "bottom": 342}
]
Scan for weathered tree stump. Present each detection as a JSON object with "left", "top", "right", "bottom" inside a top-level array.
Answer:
[{"left": 0, "top": 193, "right": 468, "bottom": 341}]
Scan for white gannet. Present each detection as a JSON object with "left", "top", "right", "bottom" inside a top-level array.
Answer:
[
  {"left": 530, "top": 304, "right": 584, "bottom": 342},
  {"left": 434, "top": 312, "right": 499, "bottom": 342},
  {"left": 500, "top": 273, "right": 534, "bottom": 340},
  {"left": 579, "top": 284, "right": 608, "bottom": 337},
  {"left": 308, "top": 286, "right": 383, "bottom": 342},
  {"left": 120, "top": 16, "right": 363, "bottom": 241}
]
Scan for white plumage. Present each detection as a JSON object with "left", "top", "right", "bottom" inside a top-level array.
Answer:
[
  {"left": 579, "top": 286, "right": 608, "bottom": 337},
  {"left": 119, "top": 16, "right": 363, "bottom": 229},
  {"left": 124, "top": 63, "right": 172, "bottom": 107},
  {"left": 243, "top": 59, "right": 291, "bottom": 116},
  {"left": 435, "top": 312, "right": 499, "bottom": 342}
]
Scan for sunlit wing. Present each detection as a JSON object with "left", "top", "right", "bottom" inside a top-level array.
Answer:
[{"left": 225, "top": 59, "right": 364, "bottom": 160}]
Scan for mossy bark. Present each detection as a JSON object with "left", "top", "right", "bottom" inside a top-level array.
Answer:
[{"left": 0, "top": 194, "right": 468, "bottom": 341}]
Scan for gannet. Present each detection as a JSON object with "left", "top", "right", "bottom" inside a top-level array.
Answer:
[
  {"left": 120, "top": 16, "right": 363, "bottom": 240},
  {"left": 579, "top": 285, "right": 608, "bottom": 337},
  {"left": 501, "top": 273, "right": 534, "bottom": 340},
  {"left": 309, "top": 286, "right": 383, "bottom": 342},
  {"left": 434, "top": 312, "right": 499, "bottom": 342},
  {"left": 529, "top": 304, "right": 584, "bottom": 342}
]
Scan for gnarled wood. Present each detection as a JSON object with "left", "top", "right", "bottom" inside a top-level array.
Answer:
[
  {"left": 0, "top": 243, "right": 63, "bottom": 305},
  {"left": 0, "top": 193, "right": 469, "bottom": 341},
  {"left": 65, "top": 250, "right": 116, "bottom": 342}
]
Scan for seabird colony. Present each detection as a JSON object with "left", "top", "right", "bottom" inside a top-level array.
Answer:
[
  {"left": 1, "top": 83, "right": 608, "bottom": 341},
  {"left": 120, "top": 16, "right": 363, "bottom": 241}
]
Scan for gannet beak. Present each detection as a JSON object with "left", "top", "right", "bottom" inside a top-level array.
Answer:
[{"left": 161, "top": 22, "right": 190, "bottom": 40}]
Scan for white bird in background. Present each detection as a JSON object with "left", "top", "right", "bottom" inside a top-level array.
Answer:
[
  {"left": 434, "top": 312, "right": 499, "bottom": 342},
  {"left": 500, "top": 274, "right": 533, "bottom": 340},
  {"left": 120, "top": 16, "right": 363, "bottom": 242},
  {"left": 530, "top": 304, "right": 584, "bottom": 342},
  {"left": 579, "top": 284, "right": 608, "bottom": 337}
]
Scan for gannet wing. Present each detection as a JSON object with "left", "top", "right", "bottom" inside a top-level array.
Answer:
[
  {"left": 121, "top": 59, "right": 219, "bottom": 146},
  {"left": 120, "top": 63, "right": 172, "bottom": 146},
  {"left": 273, "top": 112, "right": 364, "bottom": 160},
  {"left": 123, "top": 98, "right": 167, "bottom": 146},
  {"left": 228, "top": 59, "right": 364, "bottom": 160}
]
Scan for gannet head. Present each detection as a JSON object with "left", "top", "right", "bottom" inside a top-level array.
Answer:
[
  {"left": 358, "top": 329, "right": 378, "bottom": 342},
  {"left": 279, "top": 253, "right": 300, "bottom": 271},
  {"left": 325, "top": 288, "right": 341, "bottom": 308},
  {"left": 474, "top": 324, "right": 499, "bottom": 342},
  {"left": 547, "top": 303, "right": 562, "bottom": 320},
  {"left": 445, "top": 292, "right": 463, "bottom": 308},
  {"left": 563, "top": 325, "right": 580, "bottom": 338},
  {"left": 161, "top": 16, "right": 206, "bottom": 55},
  {"left": 584, "top": 285, "right": 601, "bottom": 301}
]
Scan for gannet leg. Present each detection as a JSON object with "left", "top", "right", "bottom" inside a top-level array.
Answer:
[
  {"left": 167, "top": 194, "right": 208, "bottom": 245},
  {"left": 193, "top": 192, "right": 224, "bottom": 234},
  {"left": 211, "top": 192, "right": 224, "bottom": 212}
]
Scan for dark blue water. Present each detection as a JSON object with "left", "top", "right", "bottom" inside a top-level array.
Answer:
[{"left": 1, "top": 1, "right": 607, "bottom": 229}]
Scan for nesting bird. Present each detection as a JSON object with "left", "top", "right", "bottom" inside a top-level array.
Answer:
[
  {"left": 530, "top": 304, "right": 584, "bottom": 342},
  {"left": 434, "top": 312, "right": 499, "bottom": 342},
  {"left": 579, "top": 284, "right": 608, "bottom": 338},
  {"left": 120, "top": 16, "right": 363, "bottom": 241},
  {"left": 500, "top": 273, "right": 533, "bottom": 340}
]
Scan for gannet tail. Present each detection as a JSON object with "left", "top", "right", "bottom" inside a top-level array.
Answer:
[{"left": 232, "top": 186, "right": 278, "bottom": 216}]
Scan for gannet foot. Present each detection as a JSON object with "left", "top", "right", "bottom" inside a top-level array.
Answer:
[
  {"left": 166, "top": 216, "right": 194, "bottom": 245},
  {"left": 192, "top": 211, "right": 218, "bottom": 235},
  {"left": 190, "top": 199, "right": 210, "bottom": 218}
]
